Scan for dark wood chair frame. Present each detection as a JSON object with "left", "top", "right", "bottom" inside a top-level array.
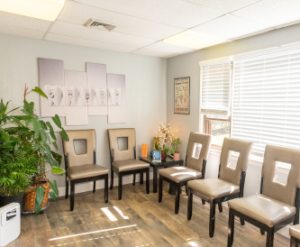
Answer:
[
  {"left": 291, "top": 235, "right": 300, "bottom": 247},
  {"left": 108, "top": 146, "right": 150, "bottom": 200},
  {"left": 227, "top": 178, "right": 300, "bottom": 247},
  {"left": 187, "top": 168, "right": 246, "bottom": 238},
  {"left": 158, "top": 157, "right": 207, "bottom": 214},
  {"left": 64, "top": 151, "right": 109, "bottom": 211}
]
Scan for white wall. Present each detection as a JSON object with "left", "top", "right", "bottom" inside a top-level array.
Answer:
[
  {"left": 0, "top": 34, "right": 167, "bottom": 194},
  {"left": 167, "top": 23, "right": 300, "bottom": 196}
]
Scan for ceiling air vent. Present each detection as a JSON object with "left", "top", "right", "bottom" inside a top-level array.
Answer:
[{"left": 84, "top": 19, "right": 116, "bottom": 31}]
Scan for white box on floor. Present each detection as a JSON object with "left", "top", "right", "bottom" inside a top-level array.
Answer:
[{"left": 0, "top": 203, "right": 20, "bottom": 247}]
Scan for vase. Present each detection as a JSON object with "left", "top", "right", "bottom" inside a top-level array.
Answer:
[
  {"left": 161, "top": 151, "right": 167, "bottom": 162},
  {"left": 173, "top": 152, "right": 180, "bottom": 161}
]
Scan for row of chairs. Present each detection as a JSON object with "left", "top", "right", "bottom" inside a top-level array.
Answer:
[
  {"left": 62, "top": 128, "right": 150, "bottom": 211},
  {"left": 158, "top": 132, "right": 300, "bottom": 247},
  {"left": 62, "top": 128, "right": 300, "bottom": 247}
]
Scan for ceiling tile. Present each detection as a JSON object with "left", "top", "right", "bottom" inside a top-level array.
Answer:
[
  {"left": 134, "top": 41, "right": 195, "bottom": 57},
  {"left": 58, "top": 1, "right": 182, "bottom": 40},
  {"left": 0, "top": 11, "right": 50, "bottom": 36},
  {"left": 193, "top": 14, "right": 265, "bottom": 41},
  {"left": 233, "top": 0, "right": 300, "bottom": 30},
  {"left": 45, "top": 32, "right": 139, "bottom": 53},
  {"left": 48, "top": 20, "right": 155, "bottom": 51},
  {"left": 74, "top": 0, "right": 224, "bottom": 28}
]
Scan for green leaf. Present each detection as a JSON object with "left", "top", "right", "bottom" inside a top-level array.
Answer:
[
  {"left": 51, "top": 166, "right": 65, "bottom": 175},
  {"left": 49, "top": 180, "right": 59, "bottom": 200},
  {"left": 52, "top": 114, "right": 62, "bottom": 128},
  {"left": 46, "top": 121, "right": 56, "bottom": 140},
  {"left": 32, "top": 87, "right": 48, "bottom": 99},
  {"left": 34, "top": 186, "right": 45, "bottom": 214},
  {"left": 60, "top": 129, "right": 69, "bottom": 141}
]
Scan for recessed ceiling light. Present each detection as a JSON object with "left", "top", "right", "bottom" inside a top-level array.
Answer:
[
  {"left": 163, "top": 30, "right": 226, "bottom": 49},
  {"left": 0, "top": 0, "right": 65, "bottom": 21}
]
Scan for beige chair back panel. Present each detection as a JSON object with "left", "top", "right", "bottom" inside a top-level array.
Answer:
[
  {"left": 186, "top": 132, "right": 211, "bottom": 171},
  {"left": 219, "top": 138, "right": 252, "bottom": 185},
  {"left": 262, "top": 145, "right": 300, "bottom": 206},
  {"left": 107, "top": 128, "right": 136, "bottom": 161},
  {"left": 63, "top": 129, "right": 95, "bottom": 167}
]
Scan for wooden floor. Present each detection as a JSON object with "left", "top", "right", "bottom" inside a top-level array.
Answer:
[{"left": 10, "top": 182, "right": 290, "bottom": 247}]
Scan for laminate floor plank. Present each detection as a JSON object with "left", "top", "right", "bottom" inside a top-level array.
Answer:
[{"left": 7, "top": 182, "right": 289, "bottom": 247}]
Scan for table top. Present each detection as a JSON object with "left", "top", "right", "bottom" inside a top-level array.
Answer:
[{"left": 139, "top": 156, "right": 184, "bottom": 167}]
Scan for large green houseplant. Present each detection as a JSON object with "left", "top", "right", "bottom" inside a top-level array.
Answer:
[{"left": 0, "top": 86, "right": 68, "bottom": 213}]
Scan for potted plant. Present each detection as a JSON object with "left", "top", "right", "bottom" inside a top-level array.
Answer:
[
  {"left": 0, "top": 86, "right": 68, "bottom": 213},
  {"left": 170, "top": 137, "right": 181, "bottom": 160}
]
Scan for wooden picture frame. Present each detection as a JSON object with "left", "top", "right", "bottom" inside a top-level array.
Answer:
[{"left": 174, "top": 76, "right": 190, "bottom": 115}]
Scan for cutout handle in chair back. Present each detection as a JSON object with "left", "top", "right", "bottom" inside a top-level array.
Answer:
[
  {"left": 186, "top": 132, "right": 211, "bottom": 171},
  {"left": 219, "top": 138, "right": 252, "bottom": 185},
  {"left": 63, "top": 129, "right": 96, "bottom": 167},
  {"left": 261, "top": 145, "right": 300, "bottom": 206},
  {"left": 107, "top": 128, "right": 136, "bottom": 161}
]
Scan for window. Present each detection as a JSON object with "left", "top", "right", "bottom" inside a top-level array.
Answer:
[
  {"left": 200, "top": 43, "right": 300, "bottom": 156},
  {"left": 200, "top": 59, "right": 232, "bottom": 145},
  {"left": 232, "top": 45, "right": 300, "bottom": 156}
]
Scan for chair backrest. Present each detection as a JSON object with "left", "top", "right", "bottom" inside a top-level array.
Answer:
[
  {"left": 262, "top": 145, "right": 300, "bottom": 206},
  {"left": 185, "top": 132, "right": 211, "bottom": 173},
  {"left": 63, "top": 129, "right": 96, "bottom": 167},
  {"left": 219, "top": 138, "right": 252, "bottom": 186},
  {"left": 107, "top": 128, "right": 136, "bottom": 161}
]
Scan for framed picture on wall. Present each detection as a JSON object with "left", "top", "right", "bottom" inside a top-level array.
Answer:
[{"left": 174, "top": 76, "right": 190, "bottom": 115}]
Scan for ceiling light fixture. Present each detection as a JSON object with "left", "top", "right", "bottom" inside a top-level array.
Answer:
[
  {"left": 0, "top": 0, "right": 65, "bottom": 21},
  {"left": 163, "top": 30, "right": 227, "bottom": 50}
]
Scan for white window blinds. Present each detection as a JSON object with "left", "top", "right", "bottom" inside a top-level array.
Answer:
[
  {"left": 232, "top": 46, "right": 300, "bottom": 156},
  {"left": 200, "top": 60, "right": 231, "bottom": 113}
]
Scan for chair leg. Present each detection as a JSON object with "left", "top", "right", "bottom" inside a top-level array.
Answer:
[
  {"left": 65, "top": 178, "right": 69, "bottom": 199},
  {"left": 70, "top": 181, "right": 75, "bottom": 211},
  {"left": 209, "top": 201, "right": 216, "bottom": 238},
  {"left": 93, "top": 180, "right": 96, "bottom": 193},
  {"left": 118, "top": 175, "right": 123, "bottom": 200},
  {"left": 240, "top": 217, "right": 245, "bottom": 226},
  {"left": 187, "top": 189, "right": 193, "bottom": 220},
  {"left": 266, "top": 228, "right": 274, "bottom": 247},
  {"left": 145, "top": 169, "right": 150, "bottom": 194},
  {"left": 175, "top": 184, "right": 181, "bottom": 214},
  {"left": 185, "top": 184, "right": 188, "bottom": 195},
  {"left": 104, "top": 175, "right": 108, "bottom": 203},
  {"left": 110, "top": 170, "right": 114, "bottom": 189},
  {"left": 202, "top": 199, "right": 205, "bottom": 205},
  {"left": 218, "top": 202, "right": 223, "bottom": 213},
  {"left": 140, "top": 171, "right": 144, "bottom": 185},
  {"left": 133, "top": 173, "right": 136, "bottom": 186},
  {"left": 158, "top": 176, "right": 163, "bottom": 202},
  {"left": 227, "top": 209, "right": 235, "bottom": 247},
  {"left": 260, "top": 229, "right": 265, "bottom": 235}
]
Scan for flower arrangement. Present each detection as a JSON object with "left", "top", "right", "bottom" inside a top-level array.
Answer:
[{"left": 153, "top": 124, "right": 181, "bottom": 157}]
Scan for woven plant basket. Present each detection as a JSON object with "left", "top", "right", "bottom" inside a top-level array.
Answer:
[{"left": 23, "top": 181, "right": 50, "bottom": 213}]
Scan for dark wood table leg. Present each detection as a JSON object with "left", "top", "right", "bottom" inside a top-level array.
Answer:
[{"left": 153, "top": 166, "right": 158, "bottom": 193}]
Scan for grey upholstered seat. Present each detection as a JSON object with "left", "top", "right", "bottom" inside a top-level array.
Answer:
[
  {"left": 63, "top": 129, "right": 109, "bottom": 211},
  {"left": 228, "top": 145, "right": 300, "bottom": 247},
  {"left": 158, "top": 132, "right": 211, "bottom": 214},
  {"left": 107, "top": 128, "right": 150, "bottom": 200},
  {"left": 187, "top": 137, "right": 252, "bottom": 238},
  {"left": 290, "top": 224, "right": 300, "bottom": 247}
]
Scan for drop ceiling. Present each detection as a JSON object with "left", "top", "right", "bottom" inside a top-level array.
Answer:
[{"left": 0, "top": 0, "right": 300, "bottom": 58}]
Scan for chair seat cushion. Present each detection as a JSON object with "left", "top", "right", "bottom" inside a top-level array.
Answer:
[
  {"left": 187, "top": 178, "right": 239, "bottom": 201},
  {"left": 159, "top": 166, "right": 202, "bottom": 183},
  {"left": 68, "top": 164, "right": 109, "bottom": 180},
  {"left": 290, "top": 224, "right": 300, "bottom": 240},
  {"left": 112, "top": 159, "right": 149, "bottom": 172},
  {"left": 228, "top": 194, "right": 296, "bottom": 228}
]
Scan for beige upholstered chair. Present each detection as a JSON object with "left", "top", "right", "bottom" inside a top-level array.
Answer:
[
  {"left": 187, "top": 138, "right": 252, "bottom": 237},
  {"left": 63, "top": 129, "right": 109, "bottom": 211},
  {"left": 107, "top": 128, "right": 150, "bottom": 200},
  {"left": 228, "top": 145, "right": 300, "bottom": 247},
  {"left": 158, "top": 132, "right": 211, "bottom": 214}
]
